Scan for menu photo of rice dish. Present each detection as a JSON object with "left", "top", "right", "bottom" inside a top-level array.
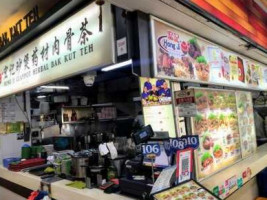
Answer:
[{"left": 153, "top": 180, "right": 220, "bottom": 200}]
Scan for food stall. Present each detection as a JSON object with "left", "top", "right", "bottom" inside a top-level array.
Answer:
[
  {"left": 149, "top": 16, "right": 267, "bottom": 199},
  {"left": 0, "top": 1, "right": 142, "bottom": 200},
  {"left": 0, "top": 1, "right": 266, "bottom": 200}
]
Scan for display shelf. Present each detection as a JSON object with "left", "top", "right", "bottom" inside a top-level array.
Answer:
[
  {"left": 116, "top": 116, "right": 134, "bottom": 121},
  {"left": 31, "top": 110, "right": 57, "bottom": 117},
  {"left": 91, "top": 103, "right": 114, "bottom": 107},
  {"left": 254, "top": 105, "right": 267, "bottom": 108},
  {"left": 200, "top": 143, "right": 267, "bottom": 199},
  {"left": 62, "top": 121, "right": 88, "bottom": 124},
  {"left": 62, "top": 121, "right": 89, "bottom": 124},
  {"left": 98, "top": 118, "right": 114, "bottom": 122},
  {"left": 62, "top": 106, "right": 91, "bottom": 108}
]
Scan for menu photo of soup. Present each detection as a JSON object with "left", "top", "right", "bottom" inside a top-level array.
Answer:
[
  {"left": 153, "top": 180, "right": 220, "bottom": 200},
  {"left": 192, "top": 88, "right": 242, "bottom": 180}
]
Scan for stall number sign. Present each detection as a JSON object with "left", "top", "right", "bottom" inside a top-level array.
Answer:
[
  {"left": 170, "top": 136, "right": 199, "bottom": 152},
  {"left": 142, "top": 143, "right": 161, "bottom": 156},
  {"left": 174, "top": 89, "right": 197, "bottom": 117}
]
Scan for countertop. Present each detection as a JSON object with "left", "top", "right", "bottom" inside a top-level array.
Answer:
[
  {"left": 1, "top": 143, "right": 267, "bottom": 200},
  {"left": 0, "top": 165, "right": 135, "bottom": 200}
]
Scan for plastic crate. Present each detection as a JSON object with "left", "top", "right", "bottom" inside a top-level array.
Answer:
[{"left": 3, "top": 157, "right": 21, "bottom": 168}]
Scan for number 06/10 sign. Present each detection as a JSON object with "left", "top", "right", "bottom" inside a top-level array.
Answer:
[{"left": 142, "top": 143, "right": 161, "bottom": 156}]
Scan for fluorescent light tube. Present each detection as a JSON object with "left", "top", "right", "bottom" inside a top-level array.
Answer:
[
  {"left": 40, "top": 86, "right": 70, "bottom": 90},
  {"left": 37, "top": 95, "right": 46, "bottom": 99},
  {"left": 101, "top": 59, "right": 132, "bottom": 72}
]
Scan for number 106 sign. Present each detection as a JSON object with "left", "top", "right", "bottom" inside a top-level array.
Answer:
[{"left": 142, "top": 143, "right": 161, "bottom": 156}]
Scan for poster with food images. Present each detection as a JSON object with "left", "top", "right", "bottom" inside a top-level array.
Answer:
[
  {"left": 236, "top": 91, "right": 257, "bottom": 158},
  {"left": 151, "top": 17, "right": 267, "bottom": 91},
  {"left": 140, "top": 77, "right": 176, "bottom": 137},
  {"left": 152, "top": 17, "right": 210, "bottom": 82},
  {"left": 229, "top": 55, "right": 239, "bottom": 82},
  {"left": 251, "top": 64, "right": 262, "bottom": 87},
  {"left": 153, "top": 180, "right": 220, "bottom": 200},
  {"left": 207, "top": 46, "right": 224, "bottom": 83},
  {"left": 244, "top": 60, "right": 253, "bottom": 86},
  {"left": 192, "top": 88, "right": 241, "bottom": 180}
]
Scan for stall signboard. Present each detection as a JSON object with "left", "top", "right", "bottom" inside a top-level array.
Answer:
[
  {"left": 191, "top": 88, "right": 242, "bottom": 180},
  {"left": 140, "top": 77, "right": 176, "bottom": 137},
  {"left": 235, "top": 91, "right": 257, "bottom": 158},
  {"left": 151, "top": 17, "right": 267, "bottom": 91},
  {"left": 0, "top": 2, "right": 114, "bottom": 98}
]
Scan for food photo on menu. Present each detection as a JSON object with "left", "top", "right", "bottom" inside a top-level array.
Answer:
[
  {"left": 140, "top": 77, "right": 172, "bottom": 106},
  {"left": 153, "top": 19, "right": 212, "bottom": 83},
  {"left": 236, "top": 91, "right": 257, "bottom": 157},
  {"left": 156, "top": 34, "right": 211, "bottom": 83},
  {"left": 192, "top": 88, "right": 242, "bottom": 180},
  {"left": 153, "top": 180, "right": 220, "bottom": 200}
]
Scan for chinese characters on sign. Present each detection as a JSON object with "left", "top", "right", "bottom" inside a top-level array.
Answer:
[{"left": 0, "top": 2, "right": 114, "bottom": 98}]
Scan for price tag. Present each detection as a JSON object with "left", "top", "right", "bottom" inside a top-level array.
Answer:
[
  {"left": 142, "top": 143, "right": 161, "bottom": 156},
  {"left": 174, "top": 89, "right": 197, "bottom": 117},
  {"left": 170, "top": 136, "right": 199, "bottom": 152}
]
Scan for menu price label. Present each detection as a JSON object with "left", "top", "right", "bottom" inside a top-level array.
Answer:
[{"left": 175, "top": 89, "right": 197, "bottom": 117}]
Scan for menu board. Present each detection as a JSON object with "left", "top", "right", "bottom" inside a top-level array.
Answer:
[
  {"left": 151, "top": 17, "right": 267, "bottom": 91},
  {"left": 236, "top": 91, "right": 257, "bottom": 158},
  {"left": 140, "top": 77, "right": 176, "bottom": 137},
  {"left": 192, "top": 88, "right": 241, "bottom": 180},
  {"left": 153, "top": 180, "right": 220, "bottom": 200}
]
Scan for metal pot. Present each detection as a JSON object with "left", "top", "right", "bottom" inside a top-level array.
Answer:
[{"left": 71, "top": 156, "right": 89, "bottom": 178}]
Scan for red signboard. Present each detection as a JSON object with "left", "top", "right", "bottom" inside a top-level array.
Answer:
[{"left": 182, "top": 0, "right": 267, "bottom": 51}]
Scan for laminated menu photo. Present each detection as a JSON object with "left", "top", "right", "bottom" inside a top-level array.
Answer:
[
  {"left": 153, "top": 179, "right": 221, "bottom": 200},
  {"left": 191, "top": 88, "right": 242, "bottom": 180}
]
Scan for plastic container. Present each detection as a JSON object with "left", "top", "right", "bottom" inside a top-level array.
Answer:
[
  {"left": 22, "top": 146, "right": 31, "bottom": 159},
  {"left": 3, "top": 157, "right": 21, "bottom": 168}
]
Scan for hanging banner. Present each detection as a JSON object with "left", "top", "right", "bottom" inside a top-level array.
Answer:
[
  {"left": 151, "top": 16, "right": 267, "bottom": 91},
  {"left": 0, "top": 2, "right": 114, "bottom": 98}
]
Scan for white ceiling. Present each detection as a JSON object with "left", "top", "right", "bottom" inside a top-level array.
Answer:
[
  {"left": 108, "top": 0, "right": 267, "bottom": 65},
  {"left": 0, "top": 0, "right": 26, "bottom": 26}
]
